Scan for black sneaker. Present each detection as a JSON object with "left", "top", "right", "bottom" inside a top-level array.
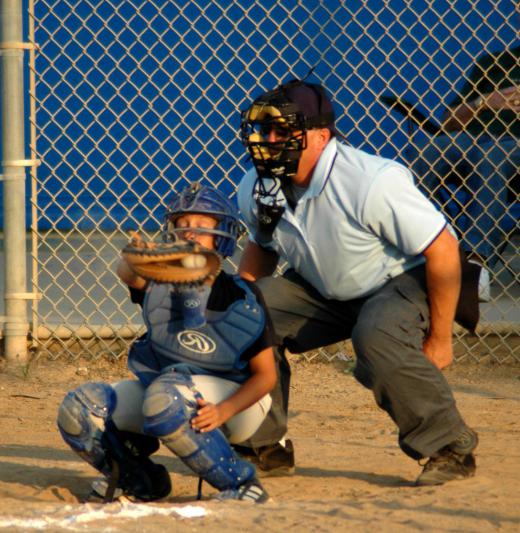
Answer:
[
  {"left": 88, "top": 461, "right": 172, "bottom": 503},
  {"left": 415, "top": 428, "right": 478, "bottom": 486},
  {"left": 213, "top": 478, "right": 269, "bottom": 504},
  {"left": 87, "top": 479, "right": 125, "bottom": 503}
]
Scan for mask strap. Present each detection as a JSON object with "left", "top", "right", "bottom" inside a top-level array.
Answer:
[{"left": 178, "top": 285, "right": 212, "bottom": 329}]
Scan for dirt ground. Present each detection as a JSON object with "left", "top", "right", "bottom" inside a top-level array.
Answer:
[{"left": 0, "top": 355, "right": 519, "bottom": 532}]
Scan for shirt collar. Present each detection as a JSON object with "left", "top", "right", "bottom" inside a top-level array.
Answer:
[{"left": 305, "top": 137, "right": 338, "bottom": 198}]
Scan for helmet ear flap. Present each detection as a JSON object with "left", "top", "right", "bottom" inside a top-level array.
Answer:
[{"left": 215, "top": 216, "right": 241, "bottom": 258}]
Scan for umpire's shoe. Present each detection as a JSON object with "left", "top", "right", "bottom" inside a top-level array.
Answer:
[
  {"left": 415, "top": 428, "right": 478, "bottom": 486},
  {"left": 234, "top": 440, "right": 295, "bottom": 477}
]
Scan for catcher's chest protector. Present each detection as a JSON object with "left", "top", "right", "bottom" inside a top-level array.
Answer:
[{"left": 141, "top": 277, "right": 265, "bottom": 381}]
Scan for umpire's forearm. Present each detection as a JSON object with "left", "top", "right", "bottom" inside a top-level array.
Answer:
[
  {"left": 239, "top": 241, "right": 279, "bottom": 281},
  {"left": 423, "top": 229, "right": 461, "bottom": 341}
]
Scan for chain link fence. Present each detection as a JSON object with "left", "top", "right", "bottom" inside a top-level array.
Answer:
[{"left": 3, "top": 0, "right": 518, "bottom": 363}]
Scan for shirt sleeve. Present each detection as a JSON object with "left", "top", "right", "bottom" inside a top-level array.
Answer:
[
  {"left": 237, "top": 169, "right": 260, "bottom": 243},
  {"left": 363, "top": 165, "right": 448, "bottom": 255},
  {"left": 129, "top": 286, "right": 146, "bottom": 307}
]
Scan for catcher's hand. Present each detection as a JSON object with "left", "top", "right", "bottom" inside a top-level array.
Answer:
[{"left": 121, "top": 232, "right": 221, "bottom": 285}]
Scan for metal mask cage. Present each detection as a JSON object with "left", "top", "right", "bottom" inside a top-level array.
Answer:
[
  {"left": 240, "top": 100, "right": 308, "bottom": 147},
  {"left": 240, "top": 102, "right": 308, "bottom": 182},
  {"left": 162, "top": 208, "right": 239, "bottom": 257},
  {"left": 241, "top": 118, "right": 307, "bottom": 152}
]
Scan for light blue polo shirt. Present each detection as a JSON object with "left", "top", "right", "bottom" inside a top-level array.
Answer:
[{"left": 238, "top": 138, "right": 447, "bottom": 300}]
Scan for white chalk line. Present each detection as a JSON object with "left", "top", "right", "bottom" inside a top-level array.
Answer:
[{"left": 0, "top": 501, "right": 207, "bottom": 530}]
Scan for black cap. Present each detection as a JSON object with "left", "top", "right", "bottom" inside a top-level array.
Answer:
[{"left": 284, "top": 81, "right": 335, "bottom": 130}]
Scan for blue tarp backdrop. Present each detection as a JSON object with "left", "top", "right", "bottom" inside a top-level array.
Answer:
[{"left": 1, "top": 0, "right": 518, "bottom": 231}]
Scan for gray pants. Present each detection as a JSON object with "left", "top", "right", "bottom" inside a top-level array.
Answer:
[{"left": 243, "top": 266, "right": 468, "bottom": 460}]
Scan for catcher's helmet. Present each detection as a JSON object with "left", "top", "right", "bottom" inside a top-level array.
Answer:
[
  {"left": 164, "top": 182, "right": 240, "bottom": 257},
  {"left": 240, "top": 78, "right": 335, "bottom": 181}
]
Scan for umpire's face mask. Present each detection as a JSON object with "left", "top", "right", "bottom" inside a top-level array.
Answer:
[{"left": 241, "top": 101, "right": 307, "bottom": 182}]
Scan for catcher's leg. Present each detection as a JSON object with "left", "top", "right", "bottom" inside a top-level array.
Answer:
[
  {"left": 57, "top": 381, "right": 118, "bottom": 471},
  {"left": 57, "top": 380, "right": 171, "bottom": 501},
  {"left": 187, "top": 374, "right": 272, "bottom": 444},
  {"left": 142, "top": 372, "right": 256, "bottom": 491}
]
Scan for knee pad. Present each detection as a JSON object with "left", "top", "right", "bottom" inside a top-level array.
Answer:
[
  {"left": 142, "top": 373, "right": 255, "bottom": 491},
  {"left": 142, "top": 372, "right": 195, "bottom": 437},
  {"left": 57, "top": 382, "right": 117, "bottom": 459}
]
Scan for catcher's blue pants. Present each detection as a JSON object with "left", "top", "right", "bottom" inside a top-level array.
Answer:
[{"left": 243, "top": 266, "right": 471, "bottom": 460}]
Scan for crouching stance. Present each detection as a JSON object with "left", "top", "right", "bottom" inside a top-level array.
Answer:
[{"left": 58, "top": 183, "right": 276, "bottom": 503}]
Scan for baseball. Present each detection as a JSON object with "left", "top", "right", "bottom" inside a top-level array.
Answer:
[{"left": 181, "top": 254, "right": 207, "bottom": 269}]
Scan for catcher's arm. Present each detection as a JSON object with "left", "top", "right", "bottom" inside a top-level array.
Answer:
[
  {"left": 117, "top": 258, "right": 147, "bottom": 289},
  {"left": 117, "top": 232, "right": 151, "bottom": 289},
  {"left": 191, "top": 346, "right": 276, "bottom": 432}
]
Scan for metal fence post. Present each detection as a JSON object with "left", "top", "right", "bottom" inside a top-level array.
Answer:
[{"left": 1, "top": 0, "right": 29, "bottom": 365}]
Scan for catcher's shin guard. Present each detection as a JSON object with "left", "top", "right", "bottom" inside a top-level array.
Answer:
[
  {"left": 57, "top": 383, "right": 170, "bottom": 501},
  {"left": 142, "top": 372, "right": 256, "bottom": 490},
  {"left": 57, "top": 382, "right": 118, "bottom": 471}
]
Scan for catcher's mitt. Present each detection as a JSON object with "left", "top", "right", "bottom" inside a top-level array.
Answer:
[{"left": 122, "top": 233, "right": 221, "bottom": 285}]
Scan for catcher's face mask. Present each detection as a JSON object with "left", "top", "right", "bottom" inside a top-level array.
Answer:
[
  {"left": 169, "top": 214, "right": 218, "bottom": 251},
  {"left": 163, "top": 182, "right": 240, "bottom": 258}
]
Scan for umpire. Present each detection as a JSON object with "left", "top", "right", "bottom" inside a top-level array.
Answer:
[{"left": 236, "top": 77, "right": 480, "bottom": 486}]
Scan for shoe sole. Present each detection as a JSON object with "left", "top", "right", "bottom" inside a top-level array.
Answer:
[{"left": 415, "top": 470, "right": 476, "bottom": 486}]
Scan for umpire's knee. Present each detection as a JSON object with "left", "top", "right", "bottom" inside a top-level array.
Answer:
[
  {"left": 351, "top": 316, "right": 406, "bottom": 390},
  {"left": 351, "top": 321, "right": 376, "bottom": 388}
]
